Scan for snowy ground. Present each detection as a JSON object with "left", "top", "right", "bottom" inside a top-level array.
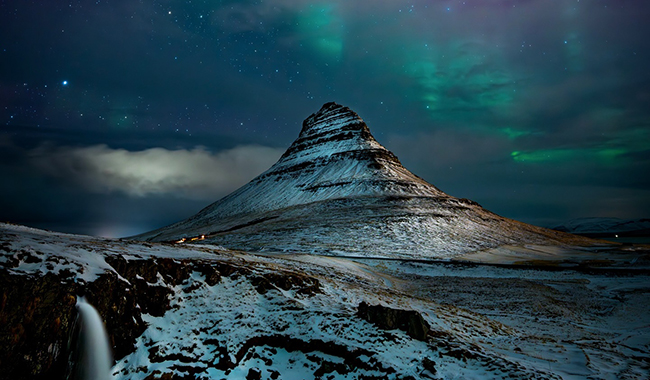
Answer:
[
  {"left": 347, "top": 257, "right": 650, "bottom": 379},
  {"left": 2, "top": 222, "right": 649, "bottom": 379}
]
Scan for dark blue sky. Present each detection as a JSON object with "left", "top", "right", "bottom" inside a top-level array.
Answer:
[{"left": 2, "top": 0, "right": 649, "bottom": 237}]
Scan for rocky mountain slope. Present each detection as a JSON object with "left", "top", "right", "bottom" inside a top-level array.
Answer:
[
  {"left": 2, "top": 222, "right": 649, "bottom": 380},
  {"left": 135, "top": 102, "right": 600, "bottom": 258}
]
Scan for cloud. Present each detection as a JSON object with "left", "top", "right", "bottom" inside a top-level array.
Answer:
[{"left": 29, "top": 144, "right": 284, "bottom": 200}]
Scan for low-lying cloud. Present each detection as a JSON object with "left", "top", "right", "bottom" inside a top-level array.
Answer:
[{"left": 29, "top": 144, "right": 284, "bottom": 200}]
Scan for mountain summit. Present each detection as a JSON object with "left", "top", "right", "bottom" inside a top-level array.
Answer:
[
  {"left": 267, "top": 101, "right": 445, "bottom": 201},
  {"left": 135, "top": 102, "right": 597, "bottom": 258},
  {"left": 196, "top": 101, "right": 446, "bottom": 219}
]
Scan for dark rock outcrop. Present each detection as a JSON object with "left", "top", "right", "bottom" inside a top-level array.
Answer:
[
  {"left": 0, "top": 271, "right": 77, "bottom": 380},
  {"left": 249, "top": 270, "right": 321, "bottom": 295},
  {"left": 0, "top": 261, "right": 174, "bottom": 380},
  {"left": 357, "top": 301, "right": 430, "bottom": 341}
]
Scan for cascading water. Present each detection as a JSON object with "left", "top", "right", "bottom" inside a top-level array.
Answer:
[{"left": 66, "top": 296, "right": 113, "bottom": 380}]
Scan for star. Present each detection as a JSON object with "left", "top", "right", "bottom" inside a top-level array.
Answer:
[{"left": 62, "top": 80, "right": 68, "bottom": 86}]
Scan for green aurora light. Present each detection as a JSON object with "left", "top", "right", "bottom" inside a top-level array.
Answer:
[
  {"left": 511, "top": 147, "right": 629, "bottom": 164},
  {"left": 297, "top": 3, "right": 344, "bottom": 63}
]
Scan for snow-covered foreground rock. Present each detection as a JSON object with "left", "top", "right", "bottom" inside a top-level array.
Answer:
[{"left": 2, "top": 222, "right": 649, "bottom": 379}]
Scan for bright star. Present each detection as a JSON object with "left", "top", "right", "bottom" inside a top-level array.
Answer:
[{"left": 62, "top": 80, "right": 68, "bottom": 85}]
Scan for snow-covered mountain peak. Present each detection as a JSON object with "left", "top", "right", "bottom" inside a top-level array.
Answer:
[
  {"left": 179, "top": 102, "right": 447, "bottom": 219},
  {"left": 272, "top": 101, "right": 391, "bottom": 171},
  {"left": 299, "top": 102, "right": 364, "bottom": 137},
  {"left": 134, "top": 103, "right": 601, "bottom": 256},
  {"left": 257, "top": 102, "right": 444, "bottom": 199}
]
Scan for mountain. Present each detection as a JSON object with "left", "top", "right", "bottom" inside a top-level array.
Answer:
[
  {"left": 2, "top": 105, "right": 648, "bottom": 380},
  {"left": 553, "top": 217, "right": 650, "bottom": 237},
  {"left": 134, "top": 102, "right": 599, "bottom": 258}
]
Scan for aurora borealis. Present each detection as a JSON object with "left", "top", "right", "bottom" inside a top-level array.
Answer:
[{"left": 1, "top": 0, "right": 649, "bottom": 237}]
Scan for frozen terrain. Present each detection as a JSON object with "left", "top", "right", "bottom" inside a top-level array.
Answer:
[{"left": 1, "top": 222, "right": 649, "bottom": 379}]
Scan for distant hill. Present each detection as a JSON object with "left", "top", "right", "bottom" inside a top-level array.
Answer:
[{"left": 552, "top": 217, "right": 650, "bottom": 238}]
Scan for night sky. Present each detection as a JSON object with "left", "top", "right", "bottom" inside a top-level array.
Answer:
[{"left": 2, "top": 0, "right": 649, "bottom": 238}]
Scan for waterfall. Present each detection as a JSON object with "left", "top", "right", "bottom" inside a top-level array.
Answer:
[{"left": 67, "top": 296, "right": 113, "bottom": 380}]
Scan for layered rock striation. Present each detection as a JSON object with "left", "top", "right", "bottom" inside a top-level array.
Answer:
[{"left": 135, "top": 102, "right": 599, "bottom": 258}]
